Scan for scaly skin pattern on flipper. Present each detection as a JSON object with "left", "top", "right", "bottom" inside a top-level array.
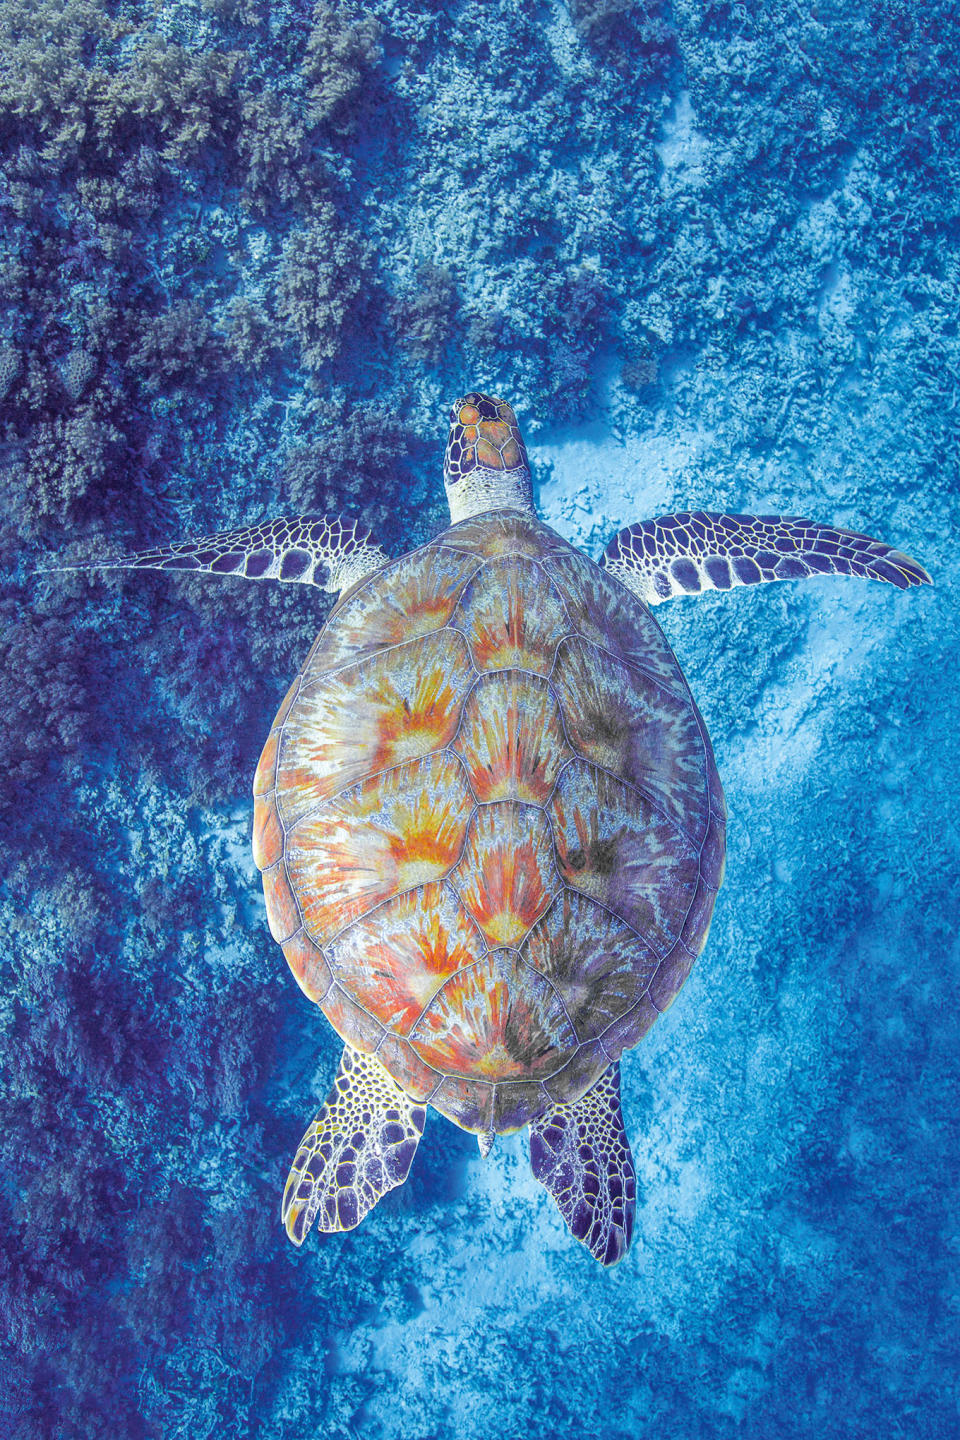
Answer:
[
  {"left": 529, "top": 1061, "right": 636, "bottom": 1267},
  {"left": 604, "top": 510, "right": 932, "bottom": 605},
  {"left": 47, "top": 515, "right": 389, "bottom": 593},
  {"left": 254, "top": 509, "right": 726, "bottom": 1142},
  {"left": 282, "top": 1046, "right": 426, "bottom": 1243}
]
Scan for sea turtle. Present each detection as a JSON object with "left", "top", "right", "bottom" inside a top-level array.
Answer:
[{"left": 60, "top": 392, "right": 930, "bottom": 1266}]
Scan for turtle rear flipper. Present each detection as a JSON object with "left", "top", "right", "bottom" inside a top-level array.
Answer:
[
  {"left": 529, "top": 1063, "right": 636, "bottom": 1267},
  {"left": 604, "top": 511, "right": 931, "bottom": 606},
  {"left": 282, "top": 1046, "right": 426, "bottom": 1244},
  {"left": 39, "top": 514, "right": 388, "bottom": 596}
]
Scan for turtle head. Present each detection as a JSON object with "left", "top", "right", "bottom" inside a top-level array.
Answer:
[{"left": 443, "top": 392, "right": 534, "bottom": 525}]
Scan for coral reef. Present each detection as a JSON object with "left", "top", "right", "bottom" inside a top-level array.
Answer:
[
  {"left": 275, "top": 203, "right": 369, "bottom": 371},
  {"left": 2, "top": 0, "right": 958, "bottom": 1436}
]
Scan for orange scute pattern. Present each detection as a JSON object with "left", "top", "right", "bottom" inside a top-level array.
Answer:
[
  {"left": 326, "top": 883, "right": 485, "bottom": 1034},
  {"left": 453, "top": 673, "right": 573, "bottom": 803},
  {"left": 452, "top": 804, "right": 559, "bottom": 948},
  {"left": 410, "top": 952, "right": 577, "bottom": 1081},
  {"left": 276, "top": 629, "right": 474, "bottom": 826},
  {"left": 454, "top": 556, "right": 570, "bottom": 674},
  {"left": 285, "top": 752, "right": 472, "bottom": 945},
  {"left": 316, "top": 546, "right": 480, "bottom": 670}
]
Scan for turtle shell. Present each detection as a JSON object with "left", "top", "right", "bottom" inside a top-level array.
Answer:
[{"left": 253, "top": 511, "right": 726, "bottom": 1135}]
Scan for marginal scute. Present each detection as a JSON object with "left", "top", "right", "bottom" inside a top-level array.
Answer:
[
  {"left": 261, "top": 862, "right": 301, "bottom": 943},
  {"left": 320, "top": 984, "right": 385, "bottom": 1054},
  {"left": 702, "top": 725, "right": 727, "bottom": 823},
  {"left": 429, "top": 1074, "right": 493, "bottom": 1132},
  {"left": 680, "top": 876, "right": 719, "bottom": 955},
  {"left": 492, "top": 1080, "right": 551, "bottom": 1133},
  {"left": 252, "top": 793, "right": 283, "bottom": 870},
  {"left": 286, "top": 751, "right": 473, "bottom": 946},
  {"left": 600, "top": 993, "right": 660, "bottom": 1060},
  {"left": 698, "top": 811, "right": 726, "bottom": 889},
  {"left": 453, "top": 555, "right": 570, "bottom": 675},
  {"left": 273, "top": 674, "right": 302, "bottom": 730},
  {"left": 376, "top": 1032, "right": 442, "bottom": 1102},
  {"left": 253, "top": 729, "right": 279, "bottom": 796},
  {"left": 276, "top": 628, "right": 475, "bottom": 827},
  {"left": 282, "top": 930, "right": 333, "bottom": 1003},
  {"left": 647, "top": 946, "right": 696, "bottom": 1012},
  {"left": 539, "top": 1039, "right": 608, "bottom": 1105}
]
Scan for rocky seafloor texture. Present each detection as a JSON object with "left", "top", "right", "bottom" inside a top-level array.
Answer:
[{"left": 2, "top": 0, "right": 958, "bottom": 1435}]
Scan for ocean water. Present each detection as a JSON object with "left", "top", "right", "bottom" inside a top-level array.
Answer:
[{"left": 2, "top": 1, "right": 958, "bottom": 1436}]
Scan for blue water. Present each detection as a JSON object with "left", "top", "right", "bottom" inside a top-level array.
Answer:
[{"left": 3, "top": 1, "right": 958, "bottom": 1435}]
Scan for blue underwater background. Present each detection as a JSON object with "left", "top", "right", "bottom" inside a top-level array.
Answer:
[{"left": 2, "top": 0, "right": 959, "bottom": 1435}]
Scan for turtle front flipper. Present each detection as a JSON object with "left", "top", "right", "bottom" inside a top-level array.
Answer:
[
  {"left": 529, "top": 1063, "right": 636, "bottom": 1267},
  {"left": 41, "top": 514, "right": 388, "bottom": 595},
  {"left": 603, "top": 511, "right": 931, "bottom": 606},
  {"left": 282, "top": 1046, "right": 426, "bottom": 1245}
]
